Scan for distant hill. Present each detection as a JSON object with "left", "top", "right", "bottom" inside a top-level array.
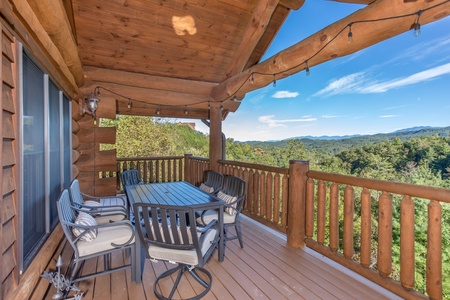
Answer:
[{"left": 241, "top": 126, "right": 450, "bottom": 154}]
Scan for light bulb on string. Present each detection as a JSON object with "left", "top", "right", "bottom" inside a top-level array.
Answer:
[
  {"left": 273, "top": 74, "right": 276, "bottom": 88},
  {"left": 413, "top": 10, "right": 422, "bottom": 37},
  {"left": 156, "top": 105, "right": 160, "bottom": 115},
  {"left": 184, "top": 106, "right": 189, "bottom": 115},
  {"left": 305, "top": 61, "right": 310, "bottom": 76},
  {"left": 127, "top": 98, "right": 132, "bottom": 109},
  {"left": 347, "top": 24, "right": 353, "bottom": 43}
]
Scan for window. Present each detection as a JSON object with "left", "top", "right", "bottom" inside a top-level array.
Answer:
[{"left": 21, "top": 51, "right": 72, "bottom": 269}]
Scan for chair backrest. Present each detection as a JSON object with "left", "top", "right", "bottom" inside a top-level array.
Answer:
[
  {"left": 222, "top": 176, "right": 247, "bottom": 213},
  {"left": 69, "top": 179, "right": 84, "bottom": 207},
  {"left": 121, "top": 169, "right": 142, "bottom": 187},
  {"left": 57, "top": 190, "right": 78, "bottom": 245},
  {"left": 133, "top": 203, "right": 216, "bottom": 266},
  {"left": 203, "top": 171, "right": 224, "bottom": 194}
]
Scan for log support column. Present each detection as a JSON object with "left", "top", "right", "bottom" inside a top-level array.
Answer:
[
  {"left": 287, "top": 160, "right": 309, "bottom": 247},
  {"left": 209, "top": 103, "right": 223, "bottom": 171}
]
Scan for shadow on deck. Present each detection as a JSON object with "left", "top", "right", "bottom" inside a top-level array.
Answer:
[{"left": 38, "top": 217, "right": 401, "bottom": 300}]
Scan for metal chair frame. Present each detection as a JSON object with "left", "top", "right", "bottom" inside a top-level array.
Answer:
[
  {"left": 57, "top": 190, "right": 136, "bottom": 284},
  {"left": 133, "top": 202, "right": 220, "bottom": 300},
  {"left": 202, "top": 170, "right": 224, "bottom": 195},
  {"left": 200, "top": 175, "right": 247, "bottom": 248}
]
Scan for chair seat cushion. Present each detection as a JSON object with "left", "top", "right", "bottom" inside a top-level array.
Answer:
[
  {"left": 77, "top": 223, "right": 135, "bottom": 257},
  {"left": 197, "top": 209, "right": 236, "bottom": 225},
  {"left": 72, "top": 212, "right": 98, "bottom": 242},
  {"left": 148, "top": 228, "right": 217, "bottom": 266},
  {"left": 199, "top": 183, "right": 214, "bottom": 194}
]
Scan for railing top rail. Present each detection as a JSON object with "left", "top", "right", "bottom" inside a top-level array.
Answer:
[
  {"left": 308, "top": 170, "right": 450, "bottom": 203},
  {"left": 218, "top": 159, "right": 289, "bottom": 175},
  {"left": 189, "top": 156, "right": 210, "bottom": 162},
  {"left": 117, "top": 156, "right": 184, "bottom": 162}
]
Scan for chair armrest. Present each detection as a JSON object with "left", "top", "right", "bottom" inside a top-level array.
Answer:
[
  {"left": 197, "top": 219, "right": 217, "bottom": 233},
  {"left": 71, "top": 220, "right": 135, "bottom": 248},
  {"left": 81, "top": 192, "right": 127, "bottom": 207},
  {"left": 74, "top": 203, "right": 128, "bottom": 215}
]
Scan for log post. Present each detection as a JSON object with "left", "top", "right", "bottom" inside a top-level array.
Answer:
[
  {"left": 427, "top": 200, "right": 442, "bottom": 300},
  {"left": 184, "top": 154, "right": 192, "bottom": 184},
  {"left": 209, "top": 102, "right": 222, "bottom": 171},
  {"left": 378, "top": 191, "right": 392, "bottom": 278},
  {"left": 400, "top": 195, "right": 415, "bottom": 290},
  {"left": 287, "top": 160, "right": 309, "bottom": 247}
]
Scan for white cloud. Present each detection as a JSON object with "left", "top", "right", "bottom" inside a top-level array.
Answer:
[
  {"left": 258, "top": 115, "right": 316, "bottom": 128},
  {"left": 360, "top": 62, "right": 450, "bottom": 93},
  {"left": 272, "top": 90, "right": 299, "bottom": 98},
  {"left": 321, "top": 115, "right": 338, "bottom": 119},
  {"left": 314, "top": 62, "right": 450, "bottom": 97},
  {"left": 379, "top": 115, "right": 398, "bottom": 118}
]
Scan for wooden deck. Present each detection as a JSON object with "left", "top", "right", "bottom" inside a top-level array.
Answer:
[{"left": 38, "top": 217, "right": 401, "bottom": 300}]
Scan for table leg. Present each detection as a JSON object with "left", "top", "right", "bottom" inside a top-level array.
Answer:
[{"left": 218, "top": 205, "right": 225, "bottom": 262}]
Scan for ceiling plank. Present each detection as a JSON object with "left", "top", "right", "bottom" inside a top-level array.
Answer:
[
  {"left": 330, "top": 0, "right": 373, "bottom": 4},
  {"left": 226, "top": 0, "right": 280, "bottom": 78},
  {"left": 211, "top": 0, "right": 450, "bottom": 101},
  {"left": 27, "top": 0, "right": 85, "bottom": 87},
  {"left": 84, "top": 67, "right": 217, "bottom": 97}
]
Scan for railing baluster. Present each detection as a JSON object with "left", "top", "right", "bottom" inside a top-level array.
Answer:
[
  {"left": 260, "top": 172, "right": 266, "bottom": 218},
  {"left": 282, "top": 174, "right": 288, "bottom": 230},
  {"left": 378, "top": 191, "right": 392, "bottom": 278},
  {"left": 317, "top": 180, "right": 326, "bottom": 245},
  {"left": 329, "top": 182, "right": 339, "bottom": 252},
  {"left": 360, "top": 188, "right": 371, "bottom": 268},
  {"left": 343, "top": 185, "right": 354, "bottom": 259},
  {"left": 400, "top": 195, "right": 415, "bottom": 290},
  {"left": 273, "top": 173, "right": 280, "bottom": 225},
  {"left": 266, "top": 172, "right": 273, "bottom": 221},
  {"left": 427, "top": 200, "right": 442, "bottom": 300},
  {"left": 305, "top": 178, "right": 314, "bottom": 239}
]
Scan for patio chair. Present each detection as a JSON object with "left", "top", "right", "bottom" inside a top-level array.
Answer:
[
  {"left": 69, "top": 179, "right": 128, "bottom": 223},
  {"left": 199, "top": 170, "right": 224, "bottom": 195},
  {"left": 133, "top": 202, "right": 220, "bottom": 300},
  {"left": 57, "top": 189, "right": 137, "bottom": 284},
  {"left": 197, "top": 175, "right": 247, "bottom": 248},
  {"left": 120, "top": 169, "right": 144, "bottom": 187}
]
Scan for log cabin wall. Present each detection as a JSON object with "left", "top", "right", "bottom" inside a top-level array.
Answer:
[{"left": 0, "top": 21, "right": 19, "bottom": 298}]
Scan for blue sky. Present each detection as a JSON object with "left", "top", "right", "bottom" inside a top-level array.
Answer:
[{"left": 192, "top": 2, "right": 450, "bottom": 141}]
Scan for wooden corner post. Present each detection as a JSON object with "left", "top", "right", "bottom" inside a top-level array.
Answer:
[
  {"left": 184, "top": 154, "right": 192, "bottom": 184},
  {"left": 287, "top": 160, "right": 309, "bottom": 248},
  {"left": 209, "top": 102, "right": 222, "bottom": 171}
]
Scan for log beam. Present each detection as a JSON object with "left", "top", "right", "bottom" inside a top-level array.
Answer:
[
  {"left": 83, "top": 67, "right": 216, "bottom": 97},
  {"left": 27, "top": 0, "right": 85, "bottom": 87},
  {"left": 211, "top": 0, "right": 450, "bottom": 100},
  {"left": 226, "top": 0, "right": 280, "bottom": 78},
  {"left": 10, "top": 0, "right": 79, "bottom": 96},
  {"left": 331, "top": 0, "right": 373, "bottom": 4},
  {"left": 279, "top": 0, "right": 305, "bottom": 10}
]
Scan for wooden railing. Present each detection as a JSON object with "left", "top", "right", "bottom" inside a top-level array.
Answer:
[
  {"left": 218, "top": 159, "right": 290, "bottom": 233},
  {"left": 116, "top": 156, "right": 184, "bottom": 191},
  {"left": 117, "top": 155, "right": 449, "bottom": 298},
  {"left": 304, "top": 169, "right": 449, "bottom": 299}
]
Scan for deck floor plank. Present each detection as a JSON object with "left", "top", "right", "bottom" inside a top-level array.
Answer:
[{"left": 42, "top": 216, "right": 400, "bottom": 299}]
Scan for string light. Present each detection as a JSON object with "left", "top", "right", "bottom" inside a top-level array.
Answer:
[
  {"left": 89, "top": 3, "right": 447, "bottom": 111},
  {"left": 184, "top": 106, "right": 189, "bottom": 115},
  {"left": 127, "top": 98, "right": 132, "bottom": 109},
  {"left": 414, "top": 10, "right": 422, "bottom": 37},
  {"left": 156, "top": 105, "right": 160, "bottom": 115},
  {"left": 347, "top": 23, "right": 353, "bottom": 43}
]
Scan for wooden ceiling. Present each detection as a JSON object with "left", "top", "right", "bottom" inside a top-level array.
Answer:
[
  {"left": 71, "top": 0, "right": 302, "bottom": 118},
  {"left": 56, "top": 0, "right": 448, "bottom": 120}
]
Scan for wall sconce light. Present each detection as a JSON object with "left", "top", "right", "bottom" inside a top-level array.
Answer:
[{"left": 82, "top": 87, "right": 100, "bottom": 121}]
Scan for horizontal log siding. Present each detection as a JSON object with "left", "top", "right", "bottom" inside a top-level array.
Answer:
[
  {"left": 116, "top": 156, "right": 184, "bottom": 191},
  {"left": 304, "top": 170, "right": 447, "bottom": 299},
  {"left": 218, "top": 160, "right": 289, "bottom": 233}
]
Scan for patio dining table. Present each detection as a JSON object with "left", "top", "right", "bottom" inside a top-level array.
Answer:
[{"left": 125, "top": 181, "right": 225, "bottom": 284}]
